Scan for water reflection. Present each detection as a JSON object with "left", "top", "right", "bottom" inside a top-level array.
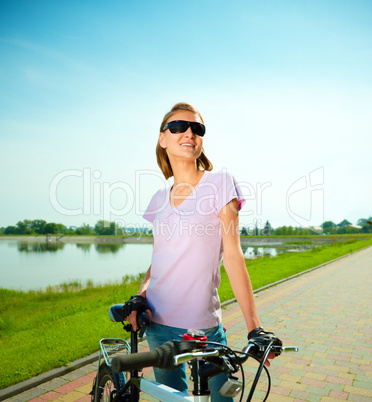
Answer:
[
  {"left": 76, "top": 243, "right": 92, "bottom": 253},
  {"left": 244, "top": 247, "right": 287, "bottom": 259},
  {"left": 1, "top": 240, "right": 153, "bottom": 291},
  {"left": 15, "top": 242, "right": 126, "bottom": 254},
  {"left": 94, "top": 243, "right": 125, "bottom": 253},
  {"left": 243, "top": 245, "right": 313, "bottom": 259},
  {"left": 17, "top": 241, "right": 65, "bottom": 253}
]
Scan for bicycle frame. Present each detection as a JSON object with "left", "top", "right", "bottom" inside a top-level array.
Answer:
[
  {"left": 92, "top": 304, "right": 299, "bottom": 402},
  {"left": 137, "top": 378, "right": 211, "bottom": 401},
  {"left": 96, "top": 332, "right": 234, "bottom": 402}
]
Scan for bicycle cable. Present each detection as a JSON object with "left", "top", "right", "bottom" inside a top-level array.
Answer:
[
  {"left": 112, "top": 339, "right": 272, "bottom": 402},
  {"left": 245, "top": 339, "right": 274, "bottom": 402},
  {"left": 201, "top": 340, "right": 275, "bottom": 402},
  {"left": 191, "top": 340, "right": 246, "bottom": 402}
]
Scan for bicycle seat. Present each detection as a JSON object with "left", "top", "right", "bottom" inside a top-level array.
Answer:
[
  {"left": 109, "top": 304, "right": 125, "bottom": 322},
  {"left": 109, "top": 304, "right": 151, "bottom": 331}
]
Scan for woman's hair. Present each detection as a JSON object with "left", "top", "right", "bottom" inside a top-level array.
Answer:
[{"left": 156, "top": 102, "right": 213, "bottom": 179}]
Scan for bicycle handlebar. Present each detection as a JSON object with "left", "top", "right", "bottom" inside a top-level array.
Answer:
[
  {"left": 111, "top": 338, "right": 295, "bottom": 374},
  {"left": 111, "top": 340, "right": 229, "bottom": 373},
  {"left": 111, "top": 338, "right": 299, "bottom": 402},
  {"left": 112, "top": 341, "right": 179, "bottom": 373}
]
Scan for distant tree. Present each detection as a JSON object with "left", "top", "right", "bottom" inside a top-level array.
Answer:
[
  {"left": 64, "top": 230, "right": 77, "bottom": 236},
  {"left": 321, "top": 221, "right": 336, "bottom": 230},
  {"left": 367, "top": 219, "right": 372, "bottom": 233},
  {"left": 4, "top": 226, "right": 17, "bottom": 234},
  {"left": 94, "top": 220, "right": 116, "bottom": 235},
  {"left": 358, "top": 217, "right": 372, "bottom": 234},
  {"left": 240, "top": 227, "right": 248, "bottom": 236},
  {"left": 76, "top": 223, "right": 93, "bottom": 235},
  {"left": 338, "top": 225, "right": 360, "bottom": 234},
  {"left": 30, "top": 219, "right": 47, "bottom": 234},
  {"left": 56, "top": 223, "right": 68, "bottom": 233},
  {"left": 298, "top": 227, "right": 310, "bottom": 235},
  {"left": 357, "top": 218, "right": 367, "bottom": 226},
  {"left": 274, "top": 226, "right": 286, "bottom": 235},
  {"left": 44, "top": 222, "right": 59, "bottom": 234},
  {"left": 16, "top": 220, "right": 33, "bottom": 234},
  {"left": 338, "top": 219, "right": 351, "bottom": 228},
  {"left": 16, "top": 221, "right": 26, "bottom": 234},
  {"left": 95, "top": 220, "right": 109, "bottom": 235},
  {"left": 262, "top": 220, "right": 272, "bottom": 236}
]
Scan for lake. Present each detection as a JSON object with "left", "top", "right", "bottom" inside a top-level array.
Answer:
[
  {"left": 0, "top": 240, "right": 153, "bottom": 291},
  {"left": 0, "top": 240, "right": 307, "bottom": 291}
]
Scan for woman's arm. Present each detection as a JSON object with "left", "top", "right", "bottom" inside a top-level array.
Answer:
[
  {"left": 124, "top": 264, "right": 152, "bottom": 331},
  {"left": 136, "top": 234, "right": 154, "bottom": 297},
  {"left": 137, "top": 265, "right": 151, "bottom": 297},
  {"left": 220, "top": 199, "right": 261, "bottom": 332}
]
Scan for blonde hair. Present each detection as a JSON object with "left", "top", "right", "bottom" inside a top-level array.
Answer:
[{"left": 156, "top": 102, "right": 213, "bottom": 179}]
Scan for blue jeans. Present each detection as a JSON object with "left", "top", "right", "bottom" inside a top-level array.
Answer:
[{"left": 145, "top": 322, "right": 233, "bottom": 402}]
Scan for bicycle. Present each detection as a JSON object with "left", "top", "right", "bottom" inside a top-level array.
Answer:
[{"left": 91, "top": 304, "right": 298, "bottom": 401}]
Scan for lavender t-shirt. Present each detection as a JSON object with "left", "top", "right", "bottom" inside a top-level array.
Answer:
[{"left": 143, "top": 170, "right": 245, "bottom": 329}]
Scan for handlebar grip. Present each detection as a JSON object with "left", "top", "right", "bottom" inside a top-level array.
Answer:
[
  {"left": 108, "top": 305, "right": 151, "bottom": 330},
  {"left": 138, "top": 311, "right": 151, "bottom": 327},
  {"left": 111, "top": 341, "right": 176, "bottom": 373}
]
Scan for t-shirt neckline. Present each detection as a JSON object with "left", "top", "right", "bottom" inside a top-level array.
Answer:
[{"left": 168, "top": 171, "right": 209, "bottom": 210}]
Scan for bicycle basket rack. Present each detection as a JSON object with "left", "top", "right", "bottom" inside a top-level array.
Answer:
[{"left": 98, "top": 338, "right": 131, "bottom": 368}]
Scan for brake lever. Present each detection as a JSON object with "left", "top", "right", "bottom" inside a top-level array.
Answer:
[
  {"left": 174, "top": 349, "right": 220, "bottom": 365},
  {"left": 278, "top": 346, "right": 299, "bottom": 353}
]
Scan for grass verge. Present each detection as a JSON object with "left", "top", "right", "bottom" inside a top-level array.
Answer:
[{"left": 1, "top": 239, "right": 371, "bottom": 389}]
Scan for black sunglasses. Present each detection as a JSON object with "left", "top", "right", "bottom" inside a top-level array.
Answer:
[{"left": 162, "top": 120, "right": 206, "bottom": 137}]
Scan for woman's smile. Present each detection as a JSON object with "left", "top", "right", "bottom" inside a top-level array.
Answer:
[{"left": 180, "top": 141, "right": 196, "bottom": 148}]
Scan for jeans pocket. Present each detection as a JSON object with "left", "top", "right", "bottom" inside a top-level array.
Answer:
[{"left": 203, "top": 324, "right": 225, "bottom": 343}]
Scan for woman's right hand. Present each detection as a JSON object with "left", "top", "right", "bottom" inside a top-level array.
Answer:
[
  {"left": 122, "top": 295, "right": 152, "bottom": 331},
  {"left": 126, "top": 309, "right": 152, "bottom": 332}
]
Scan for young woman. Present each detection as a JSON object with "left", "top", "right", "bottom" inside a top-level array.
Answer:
[{"left": 123, "top": 103, "right": 274, "bottom": 401}]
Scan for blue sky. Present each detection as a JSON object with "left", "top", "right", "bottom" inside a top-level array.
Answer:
[{"left": 0, "top": 0, "right": 371, "bottom": 230}]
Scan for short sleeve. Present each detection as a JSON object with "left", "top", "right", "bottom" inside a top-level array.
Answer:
[
  {"left": 143, "top": 192, "right": 158, "bottom": 223},
  {"left": 216, "top": 171, "right": 246, "bottom": 213}
]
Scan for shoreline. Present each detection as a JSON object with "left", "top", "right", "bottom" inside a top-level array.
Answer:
[
  {"left": 0, "top": 234, "right": 367, "bottom": 246},
  {"left": 0, "top": 235, "right": 153, "bottom": 244}
]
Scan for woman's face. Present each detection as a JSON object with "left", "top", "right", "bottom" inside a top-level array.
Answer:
[{"left": 159, "top": 110, "right": 204, "bottom": 163}]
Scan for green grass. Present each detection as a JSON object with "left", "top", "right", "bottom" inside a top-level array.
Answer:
[
  {"left": 240, "top": 233, "right": 372, "bottom": 239},
  {"left": 1, "top": 239, "right": 372, "bottom": 390},
  {"left": 0, "top": 276, "right": 144, "bottom": 389}
]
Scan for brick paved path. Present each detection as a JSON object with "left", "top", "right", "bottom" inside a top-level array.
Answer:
[{"left": 5, "top": 246, "right": 372, "bottom": 401}]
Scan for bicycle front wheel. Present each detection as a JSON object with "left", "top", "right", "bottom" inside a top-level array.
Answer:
[{"left": 93, "top": 363, "right": 126, "bottom": 402}]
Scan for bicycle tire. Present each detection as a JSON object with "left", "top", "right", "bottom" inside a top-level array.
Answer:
[{"left": 92, "top": 363, "right": 127, "bottom": 402}]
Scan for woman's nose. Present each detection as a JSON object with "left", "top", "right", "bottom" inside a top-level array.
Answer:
[{"left": 183, "top": 127, "right": 195, "bottom": 138}]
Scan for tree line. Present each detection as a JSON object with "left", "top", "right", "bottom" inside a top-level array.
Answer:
[
  {"left": 242, "top": 218, "right": 372, "bottom": 236},
  {"left": 1, "top": 217, "right": 371, "bottom": 237},
  {"left": 0, "top": 219, "right": 150, "bottom": 236},
  {"left": 319, "top": 218, "right": 372, "bottom": 234}
]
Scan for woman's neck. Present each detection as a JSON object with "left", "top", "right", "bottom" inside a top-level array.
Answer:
[{"left": 171, "top": 161, "right": 203, "bottom": 187}]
